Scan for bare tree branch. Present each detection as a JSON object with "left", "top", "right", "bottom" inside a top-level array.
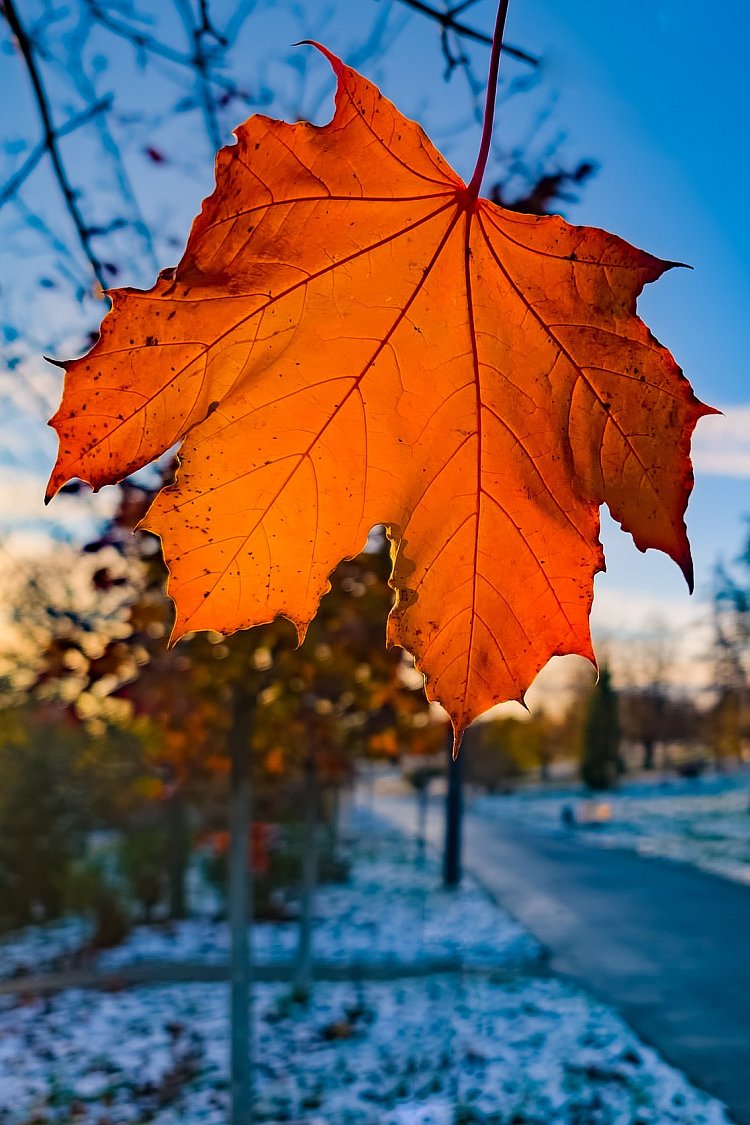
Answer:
[
  {"left": 1, "top": 0, "right": 108, "bottom": 291},
  {"left": 0, "top": 96, "right": 111, "bottom": 210},
  {"left": 392, "top": 0, "right": 538, "bottom": 66},
  {"left": 51, "top": 36, "right": 160, "bottom": 277},
  {"left": 174, "top": 0, "right": 224, "bottom": 153},
  {"left": 83, "top": 0, "right": 260, "bottom": 103},
  {"left": 449, "top": 0, "right": 482, "bottom": 15}
]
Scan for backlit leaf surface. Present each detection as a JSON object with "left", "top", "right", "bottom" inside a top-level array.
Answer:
[{"left": 48, "top": 46, "right": 713, "bottom": 739}]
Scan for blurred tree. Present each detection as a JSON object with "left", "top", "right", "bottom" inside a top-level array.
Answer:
[
  {"left": 617, "top": 627, "right": 675, "bottom": 771},
  {"left": 463, "top": 717, "right": 525, "bottom": 791},
  {"left": 710, "top": 531, "right": 750, "bottom": 762},
  {"left": 580, "top": 665, "right": 621, "bottom": 791},
  {"left": 0, "top": 704, "right": 89, "bottom": 926},
  {"left": 620, "top": 687, "right": 668, "bottom": 772},
  {"left": 34, "top": 477, "right": 432, "bottom": 902},
  {"left": 463, "top": 709, "right": 563, "bottom": 788},
  {"left": 619, "top": 686, "right": 703, "bottom": 771},
  {"left": 1, "top": 542, "right": 133, "bottom": 710},
  {"left": 403, "top": 761, "right": 442, "bottom": 862}
]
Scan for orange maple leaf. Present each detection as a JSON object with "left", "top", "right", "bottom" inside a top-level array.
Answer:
[{"left": 47, "top": 42, "right": 713, "bottom": 743}]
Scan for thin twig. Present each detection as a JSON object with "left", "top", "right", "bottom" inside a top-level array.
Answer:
[
  {"left": 449, "top": 0, "right": 482, "bottom": 15},
  {"left": 174, "top": 0, "right": 223, "bottom": 153},
  {"left": 2, "top": 0, "right": 107, "bottom": 291},
  {"left": 55, "top": 19, "right": 159, "bottom": 275},
  {"left": 393, "top": 0, "right": 538, "bottom": 65},
  {"left": 439, "top": 22, "right": 483, "bottom": 110},
  {"left": 0, "top": 95, "right": 111, "bottom": 209},
  {"left": 84, "top": 0, "right": 248, "bottom": 99},
  {"left": 10, "top": 193, "right": 90, "bottom": 298}
]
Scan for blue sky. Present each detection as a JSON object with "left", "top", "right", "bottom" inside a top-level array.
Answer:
[
  {"left": 378, "top": 0, "right": 750, "bottom": 635},
  {"left": 1, "top": 0, "right": 748, "bottom": 673},
  {"left": 502, "top": 0, "right": 750, "bottom": 627}
]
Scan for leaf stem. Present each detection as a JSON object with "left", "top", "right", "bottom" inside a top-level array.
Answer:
[{"left": 466, "top": 0, "right": 511, "bottom": 201}]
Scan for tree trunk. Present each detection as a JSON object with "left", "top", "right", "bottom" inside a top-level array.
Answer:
[
  {"left": 443, "top": 731, "right": 463, "bottom": 888},
  {"left": 328, "top": 783, "right": 340, "bottom": 848},
  {"left": 228, "top": 692, "right": 255, "bottom": 1125},
  {"left": 416, "top": 786, "right": 428, "bottom": 865},
  {"left": 166, "top": 786, "right": 190, "bottom": 919},
  {"left": 294, "top": 751, "right": 319, "bottom": 1001}
]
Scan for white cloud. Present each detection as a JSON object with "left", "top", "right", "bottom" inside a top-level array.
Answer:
[
  {"left": 0, "top": 469, "right": 116, "bottom": 544},
  {"left": 691, "top": 405, "right": 750, "bottom": 477},
  {"left": 590, "top": 588, "right": 703, "bottom": 637}
]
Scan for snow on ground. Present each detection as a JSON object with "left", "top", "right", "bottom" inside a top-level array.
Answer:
[
  {"left": 0, "top": 973, "right": 734, "bottom": 1123},
  {"left": 96, "top": 819, "right": 539, "bottom": 973},
  {"left": 474, "top": 768, "right": 750, "bottom": 885},
  {"left": 0, "top": 917, "right": 91, "bottom": 981},
  {"left": 0, "top": 811, "right": 737, "bottom": 1123}
]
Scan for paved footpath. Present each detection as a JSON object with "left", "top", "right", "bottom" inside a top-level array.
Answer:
[{"left": 377, "top": 794, "right": 750, "bottom": 1125}]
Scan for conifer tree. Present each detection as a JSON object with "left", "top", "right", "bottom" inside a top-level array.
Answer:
[{"left": 580, "top": 666, "right": 621, "bottom": 791}]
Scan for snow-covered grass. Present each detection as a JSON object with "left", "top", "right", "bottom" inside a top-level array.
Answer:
[
  {"left": 0, "top": 811, "right": 736, "bottom": 1123},
  {"left": 0, "top": 973, "right": 734, "bottom": 1124},
  {"left": 96, "top": 822, "right": 538, "bottom": 973},
  {"left": 0, "top": 917, "right": 91, "bottom": 981},
  {"left": 473, "top": 768, "right": 750, "bottom": 885}
]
